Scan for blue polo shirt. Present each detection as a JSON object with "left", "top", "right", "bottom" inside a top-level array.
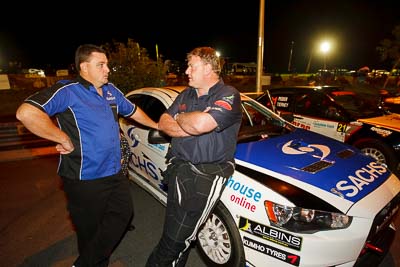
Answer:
[{"left": 24, "top": 76, "right": 136, "bottom": 180}]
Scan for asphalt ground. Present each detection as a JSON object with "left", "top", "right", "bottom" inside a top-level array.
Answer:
[{"left": 0, "top": 155, "right": 206, "bottom": 267}]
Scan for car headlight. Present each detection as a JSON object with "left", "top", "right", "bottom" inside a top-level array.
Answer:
[{"left": 264, "top": 200, "right": 352, "bottom": 233}]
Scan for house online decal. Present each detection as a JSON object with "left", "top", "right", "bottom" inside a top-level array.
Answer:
[{"left": 225, "top": 177, "right": 262, "bottom": 212}]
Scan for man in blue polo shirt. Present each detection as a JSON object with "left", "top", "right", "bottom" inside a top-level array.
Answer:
[
  {"left": 16, "top": 44, "right": 158, "bottom": 267},
  {"left": 146, "top": 47, "right": 242, "bottom": 266}
]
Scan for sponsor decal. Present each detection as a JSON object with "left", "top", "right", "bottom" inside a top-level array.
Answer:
[
  {"left": 370, "top": 126, "right": 392, "bottom": 137},
  {"left": 282, "top": 140, "right": 330, "bottom": 160},
  {"left": 214, "top": 94, "right": 236, "bottom": 110},
  {"left": 222, "top": 94, "right": 235, "bottom": 104},
  {"left": 106, "top": 91, "right": 116, "bottom": 101},
  {"left": 243, "top": 236, "right": 300, "bottom": 266},
  {"left": 333, "top": 161, "right": 387, "bottom": 198},
  {"left": 210, "top": 107, "right": 223, "bottom": 112},
  {"left": 149, "top": 143, "right": 167, "bottom": 151},
  {"left": 130, "top": 152, "right": 159, "bottom": 181},
  {"left": 127, "top": 127, "right": 139, "bottom": 147},
  {"left": 292, "top": 120, "right": 311, "bottom": 130},
  {"left": 126, "top": 127, "right": 162, "bottom": 181},
  {"left": 178, "top": 103, "right": 187, "bottom": 113},
  {"left": 215, "top": 100, "right": 232, "bottom": 110},
  {"left": 271, "top": 96, "right": 278, "bottom": 105},
  {"left": 277, "top": 101, "right": 289, "bottom": 108},
  {"left": 239, "top": 217, "right": 302, "bottom": 251},
  {"left": 275, "top": 96, "right": 289, "bottom": 108},
  {"left": 226, "top": 177, "right": 261, "bottom": 212},
  {"left": 312, "top": 121, "right": 335, "bottom": 129},
  {"left": 229, "top": 194, "right": 256, "bottom": 212}
]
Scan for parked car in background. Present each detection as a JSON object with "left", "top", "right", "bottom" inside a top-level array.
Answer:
[
  {"left": 383, "top": 94, "right": 400, "bottom": 113},
  {"left": 368, "top": 69, "right": 390, "bottom": 78},
  {"left": 255, "top": 85, "right": 400, "bottom": 176},
  {"left": 380, "top": 89, "right": 400, "bottom": 114},
  {"left": 119, "top": 86, "right": 400, "bottom": 267},
  {"left": 26, "top": 68, "right": 45, "bottom": 77}
]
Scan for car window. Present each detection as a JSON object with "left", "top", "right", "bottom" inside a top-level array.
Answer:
[
  {"left": 295, "top": 94, "right": 314, "bottom": 115},
  {"left": 294, "top": 92, "right": 327, "bottom": 116},
  {"left": 128, "top": 94, "right": 166, "bottom": 122},
  {"left": 239, "top": 99, "right": 293, "bottom": 142},
  {"left": 332, "top": 94, "right": 382, "bottom": 118}
]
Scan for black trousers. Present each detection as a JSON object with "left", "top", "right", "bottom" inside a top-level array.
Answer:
[
  {"left": 146, "top": 161, "right": 234, "bottom": 267},
  {"left": 62, "top": 171, "right": 133, "bottom": 267}
]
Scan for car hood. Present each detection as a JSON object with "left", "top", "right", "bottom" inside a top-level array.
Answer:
[
  {"left": 357, "top": 113, "right": 400, "bottom": 132},
  {"left": 235, "top": 128, "right": 392, "bottom": 206}
]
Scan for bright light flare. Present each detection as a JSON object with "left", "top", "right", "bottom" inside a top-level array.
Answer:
[{"left": 320, "top": 41, "right": 331, "bottom": 54}]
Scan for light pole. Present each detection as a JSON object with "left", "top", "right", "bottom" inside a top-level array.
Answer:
[
  {"left": 320, "top": 41, "right": 330, "bottom": 70},
  {"left": 288, "top": 41, "right": 294, "bottom": 72},
  {"left": 256, "top": 0, "right": 265, "bottom": 92},
  {"left": 306, "top": 51, "right": 312, "bottom": 73}
]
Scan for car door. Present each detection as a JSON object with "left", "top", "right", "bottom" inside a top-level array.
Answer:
[{"left": 120, "top": 93, "right": 170, "bottom": 190}]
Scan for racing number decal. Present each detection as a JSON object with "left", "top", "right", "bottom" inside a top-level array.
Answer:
[{"left": 336, "top": 122, "right": 347, "bottom": 133}]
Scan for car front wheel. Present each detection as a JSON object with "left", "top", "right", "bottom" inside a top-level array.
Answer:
[{"left": 196, "top": 202, "right": 245, "bottom": 267}]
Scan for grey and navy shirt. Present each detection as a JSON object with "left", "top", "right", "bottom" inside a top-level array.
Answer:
[
  {"left": 166, "top": 80, "right": 242, "bottom": 164},
  {"left": 24, "top": 76, "right": 136, "bottom": 180}
]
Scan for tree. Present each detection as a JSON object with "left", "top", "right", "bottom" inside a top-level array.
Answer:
[
  {"left": 377, "top": 25, "right": 400, "bottom": 69},
  {"left": 102, "top": 38, "right": 165, "bottom": 94},
  {"left": 377, "top": 25, "right": 400, "bottom": 88}
]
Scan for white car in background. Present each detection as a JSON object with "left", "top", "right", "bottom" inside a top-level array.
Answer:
[
  {"left": 119, "top": 86, "right": 400, "bottom": 267},
  {"left": 27, "top": 68, "right": 45, "bottom": 77}
]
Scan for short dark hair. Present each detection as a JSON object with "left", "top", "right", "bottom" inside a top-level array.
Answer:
[{"left": 75, "top": 44, "right": 106, "bottom": 72}]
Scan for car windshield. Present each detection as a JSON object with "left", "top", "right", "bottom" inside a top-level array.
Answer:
[
  {"left": 332, "top": 93, "right": 383, "bottom": 118},
  {"left": 238, "top": 98, "right": 294, "bottom": 143}
]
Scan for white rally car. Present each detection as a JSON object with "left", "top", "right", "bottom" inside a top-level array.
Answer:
[{"left": 119, "top": 86, "right": 400, "bottom": 267}]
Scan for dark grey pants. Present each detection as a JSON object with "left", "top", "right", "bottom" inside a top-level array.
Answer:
[{"left": 146, "top": 161, "right": 234, "bottom": 267}]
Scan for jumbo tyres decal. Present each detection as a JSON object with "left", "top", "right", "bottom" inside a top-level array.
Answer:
[{"left": 243, "top": 236, "right": 300, "bottom": 266}]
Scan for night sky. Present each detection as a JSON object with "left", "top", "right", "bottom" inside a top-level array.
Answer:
[{"left": 1, "top": 0, "right": 399, "bottom": 73}]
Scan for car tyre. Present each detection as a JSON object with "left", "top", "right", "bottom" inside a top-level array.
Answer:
[
  {"left": 196, "top": 202, "right": 245, "bottom": 267},
  {"left": 354, "top": 138, "right": 399, "bottom": 176}
]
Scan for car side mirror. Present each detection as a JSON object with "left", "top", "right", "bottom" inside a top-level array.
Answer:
[{"left": 148, "top": 129, "right": 171, "bottom": 144}]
